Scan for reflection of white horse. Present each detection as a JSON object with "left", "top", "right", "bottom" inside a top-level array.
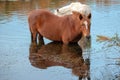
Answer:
[{"left": 54, "top": 2, "right": 91, "bottom": 19}]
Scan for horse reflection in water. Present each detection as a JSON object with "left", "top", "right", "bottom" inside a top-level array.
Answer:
[{"left": 29, "top": 40, "right": 90, "bottom": 80}]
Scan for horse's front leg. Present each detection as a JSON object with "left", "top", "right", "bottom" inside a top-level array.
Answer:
[
  {"left": 38, "top": 33, "right": 44, "bottom": 46},
  {"left": 31, "top": 31, "right": 37, "bottom": 44}
]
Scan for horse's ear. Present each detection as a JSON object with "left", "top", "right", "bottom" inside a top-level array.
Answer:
[
  {"left": 88, "top": 13, "right": 91, "bottom": 19},
  {"left": 72, "top": 11, "right": 83, "bottom": 20},
  {"left": 79, "top": 14, "right": 83, "bottom": 20},
  {"left": 57, "top": 9, "right": 59, "bottom": 12}
]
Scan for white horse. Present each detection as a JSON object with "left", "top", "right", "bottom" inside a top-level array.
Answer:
[{"left": 54, "top": 2, "right": 91, "bottom": 19}]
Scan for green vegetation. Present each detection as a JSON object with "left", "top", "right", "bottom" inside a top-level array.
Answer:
[{"left": 97, "top": 33, "right": 120, "bottom": 47}]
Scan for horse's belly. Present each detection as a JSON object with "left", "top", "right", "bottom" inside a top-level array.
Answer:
[
  {"left": 45, "top": 35, "right": 62, "bottom": 41},
  {"left": 39, "top": 28, "right": 62, "bottom": 41}
]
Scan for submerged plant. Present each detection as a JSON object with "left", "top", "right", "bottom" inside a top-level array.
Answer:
[
  {"left": 97, "top": 33, "right": 120, "bottom": 47},
  {"left": 97, "top": 35, "right": 111, "bottom": 42}
]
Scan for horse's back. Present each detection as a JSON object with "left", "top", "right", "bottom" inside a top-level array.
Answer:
[
  {"left": 28, "top": 9, "right": 55, "bottom": 20},
  {"left": 28, "top": 9, "right": 58, "bottom": 29}
]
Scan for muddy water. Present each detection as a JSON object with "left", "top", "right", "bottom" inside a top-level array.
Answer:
[{"left": 0, "top": 0, "right": 120, "bottom": 80}]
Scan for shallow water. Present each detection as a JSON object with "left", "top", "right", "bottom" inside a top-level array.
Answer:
[{"left": 0, "top": 0, "right": 120, "bottom": 80}]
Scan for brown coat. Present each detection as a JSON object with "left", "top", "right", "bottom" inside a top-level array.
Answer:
[{"left": 28, "top": 9, "right": 90, "bottom": 44}]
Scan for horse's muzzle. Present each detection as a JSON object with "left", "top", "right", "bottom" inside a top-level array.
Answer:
[{"left": 86, "top": 35, "right": 91, "bottom": 40}]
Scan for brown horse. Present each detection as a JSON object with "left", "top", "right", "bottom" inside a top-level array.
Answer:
[{"left": 28, "top": 9, "right": 90, "bottom": 44}]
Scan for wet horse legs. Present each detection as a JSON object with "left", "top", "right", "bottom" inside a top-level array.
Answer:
[
  {"left": 31, "top": 31, "right": 37, "bottom": 44},
  {"left": 38, "top": 33, "right": 44, "bottom": 45}
]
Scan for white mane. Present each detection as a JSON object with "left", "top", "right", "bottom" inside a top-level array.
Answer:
[{"left": 54, "top": 2, "right": 91, "bottom": 17}]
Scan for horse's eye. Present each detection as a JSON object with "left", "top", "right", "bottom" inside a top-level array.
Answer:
[{"left": 79, "top": 14, "right": 83, "bottom": 20}]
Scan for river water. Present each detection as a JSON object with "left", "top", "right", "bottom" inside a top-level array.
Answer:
[{"left": 0, "top": 0, "right": 120, "bottom": 80}]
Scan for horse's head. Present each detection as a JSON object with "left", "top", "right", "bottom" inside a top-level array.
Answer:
[{"left": 72, "top": 11, "right": 91, "bottom": 39}]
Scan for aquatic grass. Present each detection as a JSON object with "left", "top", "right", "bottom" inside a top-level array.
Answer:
[{"left": 97, "top": 33, "right": 120, "bottom": 47}]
